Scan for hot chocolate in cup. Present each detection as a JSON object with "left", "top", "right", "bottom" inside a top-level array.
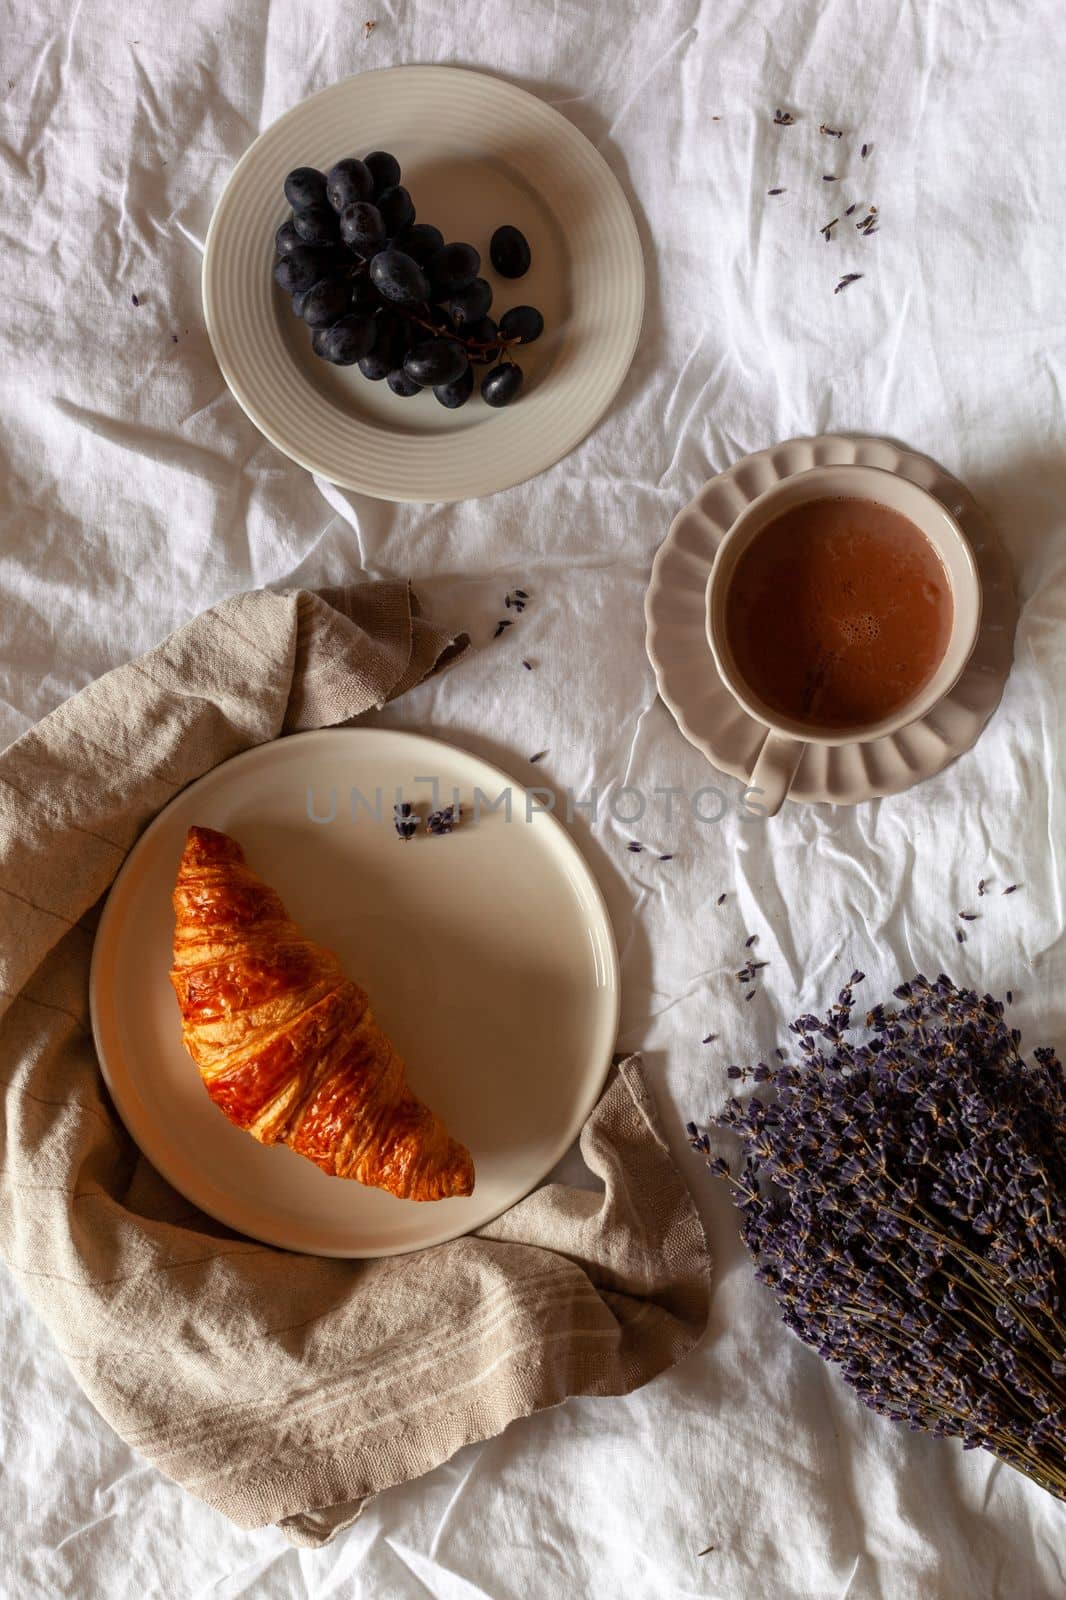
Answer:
[{"left": 704, "top": 464, "right": 982, "bottom": 816}]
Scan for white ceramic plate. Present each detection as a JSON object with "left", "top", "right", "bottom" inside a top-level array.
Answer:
[
  {"left": 89, "top": 730, "right": 619, "bottom": 1257},
  {"left": 202, "top": 65, "right": 644, "bottom": 502},
  {"left": 644, "top": 434, "right": 1017, "bottom": 806}
]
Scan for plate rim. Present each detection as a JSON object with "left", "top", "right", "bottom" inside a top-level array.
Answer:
[
  {"left": 201, "top": 63, "right": 646, "bottom": 503},
  {"left": 89, "top": 726, "right": 621, "bottom": 1257}
]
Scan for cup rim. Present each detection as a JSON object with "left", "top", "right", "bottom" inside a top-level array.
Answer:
[{"left": 704, "top": 463, "right": 982, "bottom": 746}]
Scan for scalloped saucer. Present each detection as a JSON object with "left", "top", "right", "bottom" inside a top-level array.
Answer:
[{"left": 644, "top": 434, "right": 1016, "bottom": 807}]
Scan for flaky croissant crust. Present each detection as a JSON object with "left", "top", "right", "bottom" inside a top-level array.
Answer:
[{"left": 169, "top": 826, "right": 474, "bottom": 1202}]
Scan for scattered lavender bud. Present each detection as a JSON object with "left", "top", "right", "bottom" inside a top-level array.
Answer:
[
  {"left": 427, "top": 804, "right": 461, "bottom": 836},
  {"left": 393, "top": 802, "right": 418, "bottom": 842}
]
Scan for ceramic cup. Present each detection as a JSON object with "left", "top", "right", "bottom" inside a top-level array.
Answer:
[{"left": 704, "top": 463, "right": 983, "bottom": 816}]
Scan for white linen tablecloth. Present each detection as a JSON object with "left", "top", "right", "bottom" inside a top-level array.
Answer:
[{"left": 1, "top": 2, "right": 1064, "bottom": 1596}]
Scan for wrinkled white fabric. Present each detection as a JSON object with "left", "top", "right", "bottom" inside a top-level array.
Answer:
[{"left": 1, "top": 1, "right": 1064, "bottom": 1596}]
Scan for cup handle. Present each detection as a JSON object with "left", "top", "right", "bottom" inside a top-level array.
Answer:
[{"left": 749, "top": 732, "right": 805, "bottom": 817}]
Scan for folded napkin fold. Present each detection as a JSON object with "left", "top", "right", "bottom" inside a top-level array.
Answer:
[{"left": 0, "top": 584, "right": 712, "bottom": 1545}]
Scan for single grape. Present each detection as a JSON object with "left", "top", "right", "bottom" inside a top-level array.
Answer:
[
  {"left": 481, "top": 362, "right": 524, "bottom": 407},
  {"left": 340, "top": 201, "right": 387, "bottom": 255},
  {"left": 387, "top": 368, "right": 423, "bottom": 397},
  {"left": 449, "top": 278, "right": 493, "bottom": 328},
  {"left": 433, "top": 366, "right": 474, "bottom": 409},
  {"left": 404, "top": 338, "right": 469, "bottom": 387},
  {"left": 359, "top": 311, "right": 413, "bottom": 379},
  {"left": 388, "top": 313, "right": 415, "bottom": 360},
  {"left": 364, "top": 150, "right": 402, "bottom": 194},
  {"left": 498, "top": 304, "right": 544, "bottom": 344},
  {"left": 300, "top": 278, "right": 352, "bottom": 328},
  {"left": 370, "top": 248, "right": 430, "bottom": 306},
  {"left": 293, "top": 204, "right": 341, "bottom": 246},
  {"left": 428, "top": 242, "right": 480, "bottom": 294},
  {"left": 326, "top": 157, "right": 373, "bottom": 212},
  {"left": 284, "top": 167, "right": 327, "bottom": 210},
  {"left": 313, "top": 313, "right": 376, "bottom": 365},
  {"left": 464, "top": 315, "right": 500, "bottom": 362},
  {"left": 275, "top": 218, "right": 301, "bottom": 256},
  {"left": 490, "top": 224, "right": 531, "bottom": 279},
  {"left": 376, "top": 185, "right": 416, "bottom": 236},
  {"left": 274, "top": 245, "right": 346, "bottom": 294},
  {"left": 394, "top": 223, "right": 445, "bottom": 265},
  {"left": 350, "top": 273, "right": 381, "bottom": 315}
]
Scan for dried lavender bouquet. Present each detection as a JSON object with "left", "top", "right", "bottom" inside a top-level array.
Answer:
[{"left": 688, "top": 973, "right": 1066, "bottom": 1500}]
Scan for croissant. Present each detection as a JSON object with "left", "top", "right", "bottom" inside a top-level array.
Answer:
[{"left": 169, "top": 825, "right": 474, "bottom": 1202}]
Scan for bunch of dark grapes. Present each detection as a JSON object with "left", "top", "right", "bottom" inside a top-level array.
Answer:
[{"left": 273, "top": 152, "right": 543, "bottom": 409}]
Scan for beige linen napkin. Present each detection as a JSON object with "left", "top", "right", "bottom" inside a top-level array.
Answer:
[{"left": 0, "top": 585, "right": 712, "bottom": 1545}]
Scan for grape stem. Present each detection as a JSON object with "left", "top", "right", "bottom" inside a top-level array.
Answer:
[
  {"left": 405, "top": 301, "right": 523, "bottom": 359},
  {"left": 344, "top": 260, "right": 524, "bottom": 360}
]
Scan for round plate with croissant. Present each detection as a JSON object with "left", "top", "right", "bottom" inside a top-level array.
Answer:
[{"left": 89, "top": 730, "right": 619, "bottom": 1256}]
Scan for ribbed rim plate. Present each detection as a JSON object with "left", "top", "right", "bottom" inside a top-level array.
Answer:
[{"left": 202, "top": 66, "right": 645, "bottom": 502}]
